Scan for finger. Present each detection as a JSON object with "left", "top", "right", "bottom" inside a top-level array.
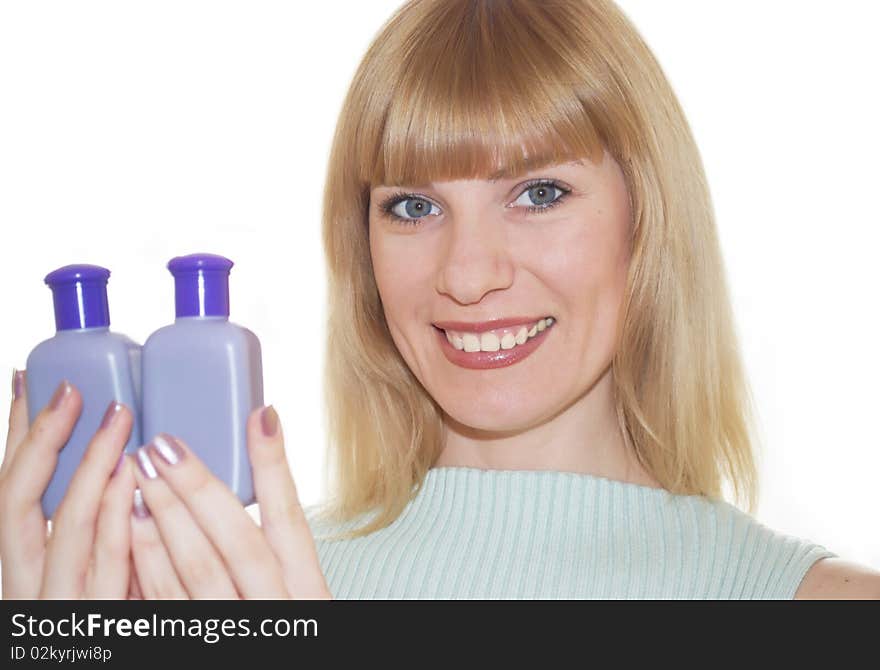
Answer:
[
  {"left": 0, "top": 380, "right": 81, "bottom": 599},
  {"left": 2, "top": 368, "right": 29, "bottom": 476},
  {"left": 248, "top": 406, "right": 331, "bottom": 599},
  {"left": 129, "top": 486, "right": 188, "bottom": 599},
  {"left": 0, "top": 380, "right": 81, "bottom": 517},
  {"left": 132, "top": 447, "right": 239, "bottom": 599},
  {"left": 138, "top": 433, "right": 288, "bottom": 598},
  {"left": 128, "top": 564, "right": 144, "bottom": 600},
  {"left": 87, "top": 454, "right": 137, "bottom": 598},
  {"left": 40, "top": 400, "right": 131, "bottom": 598}
]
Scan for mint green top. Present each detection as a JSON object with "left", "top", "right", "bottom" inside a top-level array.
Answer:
[{"left": 304, "top": 466, "right": 837, "bottom": 599}]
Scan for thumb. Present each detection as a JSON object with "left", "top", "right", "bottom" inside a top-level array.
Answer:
[{"left": 247, "top": 405, "right": 332, "bottom": 599}]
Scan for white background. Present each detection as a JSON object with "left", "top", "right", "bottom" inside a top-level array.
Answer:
[{"left": 1, "top": 0, "right": 877, "bottom": 578}]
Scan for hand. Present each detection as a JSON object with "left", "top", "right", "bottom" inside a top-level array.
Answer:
[
  {"left": 1, "top": 372, "right": 136, "bottom": 599},
  {"left": 129, "top": 405, "right": 332, "bottom": 599}
]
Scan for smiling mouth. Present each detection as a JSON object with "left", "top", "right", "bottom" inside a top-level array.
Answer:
[
  {"left": 434, "top": 317, "right": 555, "bottom": 352},
  {"left": 432, "top": 318, "right": 555, "bottom": 370}
]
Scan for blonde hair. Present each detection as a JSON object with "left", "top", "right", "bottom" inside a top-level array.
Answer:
[{"left": 315, "top": 0, "right": 760, "bottom": 540}]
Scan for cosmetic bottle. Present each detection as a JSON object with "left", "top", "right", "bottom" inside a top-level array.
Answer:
[
  {"left": 25, "top": 264, "right": 142, "bottom": 519},
  {"left": 142, "top": 253, "right": 262, "bottom": 505}
]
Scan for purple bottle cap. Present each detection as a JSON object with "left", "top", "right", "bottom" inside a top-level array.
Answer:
[
  {"left": 43, "top": 264, "right": 111, "bottom": 331},
  {"left": 167, "top": 253, "right": 234, "bottom": 318}
]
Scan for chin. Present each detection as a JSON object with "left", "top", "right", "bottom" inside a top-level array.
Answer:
[{"left": 440, "top": 392, "right": 554, "bottom": 435}]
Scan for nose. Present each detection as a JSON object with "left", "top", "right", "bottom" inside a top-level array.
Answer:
[{"left": 435, "top": 214, "right": 516, "bottom": 305}]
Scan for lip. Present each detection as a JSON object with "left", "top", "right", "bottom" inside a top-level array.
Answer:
[
  {"left": 433, "top": 321, "right": 553, "bottom": 370},
  {"left": 432, "top": 316, "right": 550, "bottom": 333}
]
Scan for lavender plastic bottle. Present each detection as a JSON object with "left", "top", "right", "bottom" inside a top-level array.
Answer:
[
  {"left": 142, "top": 253, "right": 262, "bottom": 505},
  {"left": 25, "top": 265, "right": 142, "bottom": 519}
]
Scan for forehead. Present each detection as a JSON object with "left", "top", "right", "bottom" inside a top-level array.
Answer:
[
  {"left": 372, "top": 158, "right": 590, "bottom": 190},
  {"left": 487, "top": 158, "right": 587, "bottom": 181}
]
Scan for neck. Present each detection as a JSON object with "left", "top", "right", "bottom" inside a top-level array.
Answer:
[{"left": 434, "top": 363, "right": 662, "bottom": 489}]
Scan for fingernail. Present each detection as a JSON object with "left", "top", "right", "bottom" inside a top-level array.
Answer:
[
  {"left": 12, "top": 369, "right": 25, "bottom": 401},
  {"left": 151, "top": 433, "right": 185, "bottom": 466},
  {"left": 49, "top": 380, "right": 72, "bottom": 411},
  {"left": 111, "top": 451, "right": 126, "bottom": 477},
  {"left": 100, "top": 401, "right": 123, "bottom": 430},
  {"left": 133, "top": 488, "right": 151, "bottom": 518},
  {"left": 135, "top": 446, "right": 158, "bottom": 479},
  {"left": 261, "top": 405, "right": 279, "bottom": 437}
]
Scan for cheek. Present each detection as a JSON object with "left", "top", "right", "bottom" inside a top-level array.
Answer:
[
  {"left": 370, "top": 228, "right": 434, "bottom": 321},
  {"left": 369, "top": 231, "right": 440, "bottom": 388},
  {"left": 538, "top": 216, "right": 630, "bottom": 301},
  {"left": 535, "top": 217, "right": 630, "bottom": 362}
]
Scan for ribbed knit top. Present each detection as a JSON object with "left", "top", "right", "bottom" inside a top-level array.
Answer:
[{"left": 303, "top": 466, "right": 837, "bottom": 599}]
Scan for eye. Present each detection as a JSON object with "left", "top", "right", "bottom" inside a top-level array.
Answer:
[
  {"left": 510, "top": 180, "right": 570, "bottom": 213},
  {"left": 378, "top": 193, "right": 441, "bottom": 224},
  {"left": 376, "top": 178, "right": 572, "bottom": 227}
]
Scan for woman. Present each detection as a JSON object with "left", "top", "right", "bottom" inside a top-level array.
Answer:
[{"left": 2, "top": 0, "right": 878, "bottom": 599}]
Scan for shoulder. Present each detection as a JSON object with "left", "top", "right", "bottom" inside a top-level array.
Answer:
[
  {"left": 695, "top": 498, "right": 841, "bottom": 598},
  {"left": 794, "top": 557, "right": 880, "bottom": 599}
]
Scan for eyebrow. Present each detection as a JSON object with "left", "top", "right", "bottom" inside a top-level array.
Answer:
[
  {"left": 487, "top": 158, "right": 585, "bottom": 182},
  {"left": 375, "top": 159, "right": 586, "bottom": 191}
]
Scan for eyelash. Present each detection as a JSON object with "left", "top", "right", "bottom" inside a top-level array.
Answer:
[{"left": 377, "top": 179, "right": 572, "bottom": 226}]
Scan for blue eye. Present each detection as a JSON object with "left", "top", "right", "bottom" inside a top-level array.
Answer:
[
  {"left": 383, "top": 195, "right": 440, "bottom": 223},
  {"left": 378, "top": 179, "right": 571, "bottom": 226},
  {"left": 510, "top": 181, "right": 569, "bottom": 212}
]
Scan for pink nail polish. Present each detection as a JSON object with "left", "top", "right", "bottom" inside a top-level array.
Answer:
[
  {"left": 12, "top": 369, "right": 25, "bottom": 401},
  {"left": 260, "top": 405, "right": 279, "bottom": 437},
  {"left": 133, "top": 488, "right": 150, "bottom": 518},
  {"left": 151, "top": 434, "right": 185, "bottom": 466},
  {"left": 135, "top": 446, "right": 158, "bottom": 479},
  {"left": 100, "top": 401, "right": 123, "bottom": 430},
  {"left": 49, "top": 380, "right": 71, "bottom": 411}
]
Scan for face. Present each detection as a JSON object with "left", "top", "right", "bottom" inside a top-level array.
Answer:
[{"left": 368, "top": 149, "right": 633, "bottom": 435}]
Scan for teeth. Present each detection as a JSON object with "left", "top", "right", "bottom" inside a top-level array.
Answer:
[
  {"left": 480, "top": 332, "right": 500, "bottom": 352},
  {"left": 462, "top": 333, "right": 481, "bottom": 352},
  {"left": 445, "top": 317, "right": 554, "bottom": 353}
]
